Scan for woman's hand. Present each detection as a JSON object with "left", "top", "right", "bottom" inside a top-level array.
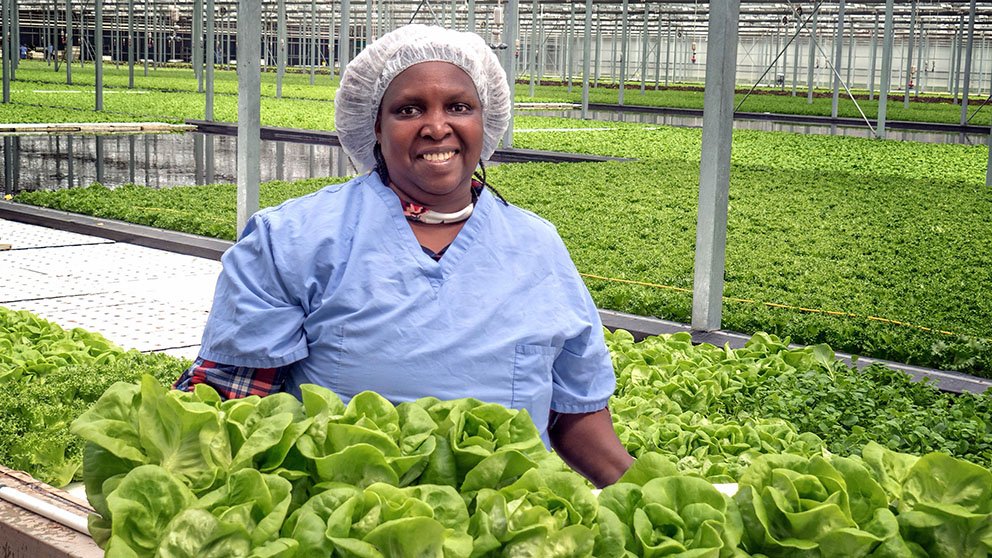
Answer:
[{"left": 548, "top": 408, "right": 635, "bottom": 488}]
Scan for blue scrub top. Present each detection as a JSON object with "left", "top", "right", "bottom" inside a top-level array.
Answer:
[{"left": 198, "top": 173, "right": 615, "bottom": 444}]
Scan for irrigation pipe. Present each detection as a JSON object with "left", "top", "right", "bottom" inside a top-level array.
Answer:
[{"left": 0, "top": 484, "right": 90, "bottom": 535}]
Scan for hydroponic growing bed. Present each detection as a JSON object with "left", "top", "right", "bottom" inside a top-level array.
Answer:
[{"left": 1, "top": 302, "right": 990, "bottom": 556}]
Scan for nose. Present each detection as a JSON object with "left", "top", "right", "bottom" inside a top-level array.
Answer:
[{"left": 419, "top": 108, "right": 451, "bottom": 140}]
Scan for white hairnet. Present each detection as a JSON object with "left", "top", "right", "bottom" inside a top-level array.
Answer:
[{"left": 334, "top": 24, "right": 511, "bottom": 173}]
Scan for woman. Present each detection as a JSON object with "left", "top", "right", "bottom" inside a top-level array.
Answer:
[{"left": 176, "top": 24, "right": 633, "bottom": 487}]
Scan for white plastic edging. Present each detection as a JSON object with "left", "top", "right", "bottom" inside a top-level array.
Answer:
[
  {"left": 713, "top": 483, "right": 739, "bottom": 497},
  {"left": 0, "top": 484, "right": 90, "bottom": 535}
]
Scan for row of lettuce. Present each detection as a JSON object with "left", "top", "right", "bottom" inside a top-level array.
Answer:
[
  {"left": 10, "top": 59, "right": 989, "bottom": 128},
  {"left": 73, "top": 375, "right": 992, "bottom": 557},
  {"left": 2, "top": 305, "right": 992, "bottom": 555},
  {"left": 14, "top": 139, "right": 992, "bottom": 377}
]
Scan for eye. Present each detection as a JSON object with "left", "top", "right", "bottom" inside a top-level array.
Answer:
[
  {"left": 395, "top": 105, "right": 422, "bottom": 117},
  {"left": 449, "top": 102, "right": 474, "bottom": 113}
]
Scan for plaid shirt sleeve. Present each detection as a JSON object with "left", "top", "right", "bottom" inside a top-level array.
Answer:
[{"left": 173, "top": 357, "right": 287, "bottom": 399}]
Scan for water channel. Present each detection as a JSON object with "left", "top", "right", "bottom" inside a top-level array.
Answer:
[
  {"left": 0, "top": 132, "right": 353, "bottom": 195},
  {"left": 1, "top": 110, "right": 988, "bottom": 195}
]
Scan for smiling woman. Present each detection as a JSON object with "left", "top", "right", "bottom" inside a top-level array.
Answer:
[
  {"left": 174, "top": 24, "right": 634, "bottom": 488},
  {"left": 375, "top": 62, "right": 484, "bottom": 210},
  {"left": 374, "top": 62, "right": 486, "bottom": 253}
]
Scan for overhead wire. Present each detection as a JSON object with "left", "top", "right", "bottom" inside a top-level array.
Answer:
[
  {"left": 735, "top": 0, "right": 825, "bottom": 111},
  {"left": 578, "top": 272, "right": 965, "bottom": 338},
  {"left": 804, "top": 8, "right": 878, "bottom": 136}
]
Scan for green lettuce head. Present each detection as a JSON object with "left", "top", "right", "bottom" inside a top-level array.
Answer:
[
  {"left": 295, "top": 391, "right": 438, "bottom": 488},
  {"left": 734, "top": 453, "right": 912, "bottom": 557},
  {"left": 412, "top": 396, "right": 549, "bottom": 490},
  {"left": 469, "top": 468, "right": 599, "bottom": 557},
  {"left": 596, "top": 457, "right": 745, "bottom": 558},
  {"left": 282, "top": 482, "right": 472, "bottom": 557}
]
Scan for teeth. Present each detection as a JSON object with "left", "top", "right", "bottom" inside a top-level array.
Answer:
[{"left": 422, "top": 151, "right": 455, "bottom": 162}]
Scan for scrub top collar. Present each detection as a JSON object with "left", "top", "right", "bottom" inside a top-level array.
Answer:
[{"left": 366, "top": 172, "right": 494, "bottom": 286}]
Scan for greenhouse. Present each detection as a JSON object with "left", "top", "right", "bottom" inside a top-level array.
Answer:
[{"left": 1, "top": 0, "right": 991, "bottom": 556}]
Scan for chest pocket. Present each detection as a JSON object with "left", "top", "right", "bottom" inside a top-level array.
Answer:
[{"left": 511, "top": 344, "right": 557, "bottom": 416}]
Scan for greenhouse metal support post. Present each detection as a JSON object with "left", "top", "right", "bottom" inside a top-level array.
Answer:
[
  {"left": 915, "top": 19, "right": 923, "bottom": 96},
  {"left": 877, "top": 0, "right": 895, "bottom": 140},
  {"left": 340, "top": 0, "right": 352, "bottom": 78},
  {"left": 194, "top": 0, "right": 203, "bottom": 92},
  {"left": 144, "top": 1, "right": 149, "bottom": 76},
  {"left": 640, "top": 8, "right": 648, "bottom": 94},
  {"left": 581, "top": 0, "right": 591, "bottom": 118},
  {"left": 128, "top": 0, "right": 135, "bottom": 88},
  {"left": 691, "top": 0, "right": 739, "bottom": 332},
  {"left": 237, "top": 0, "right": 262, "bottom": 236},
  {"left": 95, "top": 0, "right": 103, "bottom": 110},
  {"left": 617, "top": 0, "right": 628, "bottom": 105},
  {"left": 500, "top": 0, "right": 518, "bottom": 148},
  {"left": 9, "top": 0, "right": 16, "bottom": 76},
  {"left": 653, "top": 7, "right": 661, "bottom": 88},
  {"left": 831, "top": 0, "right": 845, "bottom": 120},
  {"left": 868, "top": 14, "right": 878, "bottom": 101},
  {"left": 7, "top": 0, "right": 13, "bottom": 78},
  {"left": 2, "top": 0, "right": 10, "bottom": 104},
  {"left": 951, "top": 15, "right": 964, "bottom": 104},
  {"left": 66, "top": 0, "right": 73, "bottom": 85},
  {"left": 791, "top": 15, "right": 800, "bottom": 96},
  {"left": 806, "top": 11, "right": 816, "bottom": 104},
  {"left": 276, "top": 0, "right": 285, "bottom": 97},
  {"left": 310, "top": 0, "right": 317, "bottom": 86},
  {"left": 595, "top": 16, "right": 602, "bottom": 84},
  {"left": 961, "top": 0, "right": 977, "bottom": 126},
  {"left": 529, "top": 0, "right": 536, "bottom": 96},
  {"left": 665, "top": 16, "right": 671, "bottom": 87},
  {"left": 206, "top": 0, "right": 215, "bottom": 120},
  {"left": 903, "top": 0, "right": 917, "bottom": 108}
]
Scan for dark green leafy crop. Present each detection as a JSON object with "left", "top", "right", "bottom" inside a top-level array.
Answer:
[
  {"left": 0, "top": 349, "right": 187, "bottom": 486},
  {"left": 606, "top": 329, "right": 992, "bottom": 471}
]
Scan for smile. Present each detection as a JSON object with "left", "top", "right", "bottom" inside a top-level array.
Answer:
[{"left": 420, "top": 151, "right": 457, "bottom": 163}]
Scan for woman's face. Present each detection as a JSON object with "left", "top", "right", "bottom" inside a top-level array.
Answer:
[{"left": 375, "top": 62, "right": 484, "bottom": 208}]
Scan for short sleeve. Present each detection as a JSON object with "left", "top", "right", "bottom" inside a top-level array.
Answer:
[
  {"left": 550, "top": 267, "right": 616, "bottom": 415},
  {"left": 198, "top": 214, "right": 309, "bottom": 368}
]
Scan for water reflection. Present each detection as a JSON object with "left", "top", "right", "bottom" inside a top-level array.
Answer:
[
  {"left": 0, "top": 132, "right": 354, "bottom": 195},
  {"left": 526, "top": 109, "right": 990, "bottom": 145}
]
